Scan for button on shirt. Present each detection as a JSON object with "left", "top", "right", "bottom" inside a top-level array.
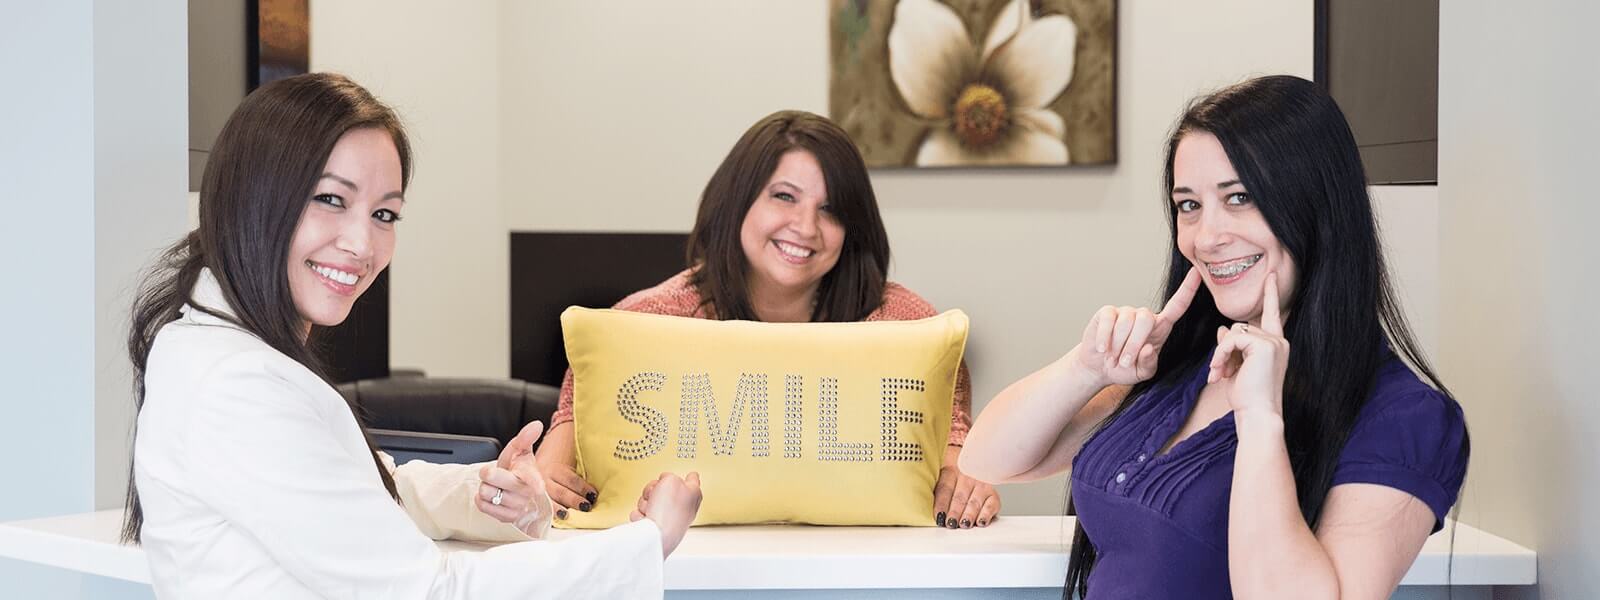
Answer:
[{"left": 1070, "top": 355, "right": 1469, "bottom": 599}]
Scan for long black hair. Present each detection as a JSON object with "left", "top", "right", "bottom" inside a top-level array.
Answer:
[
  {"left": 686, "top": 110, "right": 892, "bottom": 322},
  {"left": 122, "top": 73, "right": 412, "bottom": 544},
  {"left": 1064, "top": 75, "right": 1464, "bottom": 595}
]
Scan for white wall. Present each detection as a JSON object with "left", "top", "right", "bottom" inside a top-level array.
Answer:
[
  {"left": 94, "top": 0, "right": 191, "bottom": 512},
  {"left": 311, "top": 0, "right": 509, "bottom": 378},
  {"left": 0, "top": 1, "right": 186, "bottom": 597},
  {"left": 0, "top": 3, "right": 97, "bottom": 594},
  {"left": 1438, "top": 1, "right": 1600, "bottom": 597}
]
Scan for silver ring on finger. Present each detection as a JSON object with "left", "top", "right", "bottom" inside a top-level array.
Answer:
[{"left": 491, "top": 487, "right": 505, "bottom": 506}]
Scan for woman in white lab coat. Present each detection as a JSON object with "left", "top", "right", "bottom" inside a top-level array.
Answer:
[{"left": 123, "top": 72, "right": 702, "bottom": 599}]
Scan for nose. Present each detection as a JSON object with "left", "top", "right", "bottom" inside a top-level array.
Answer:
[
  {"left": 1193, "top": 203, "right": 1233, "bottom": 252},
  {"left": 333, "top": 213, "right": 373, "bottom": 267},
  {"left": 789, "top": 204, "right": 821, "bottom": 239}
]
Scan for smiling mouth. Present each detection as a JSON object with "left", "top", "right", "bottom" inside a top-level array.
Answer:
[
  {"left": 773, "top": 240, "right": 815, "bottom": 260},
  {"left": 307, "top": 260, "right": 361, "bottom": 286},
  {"left": 1205, "top": 254, "right": 1262, "bottom": 279}
]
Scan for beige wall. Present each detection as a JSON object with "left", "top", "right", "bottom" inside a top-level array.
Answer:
[
  {"left": 1438, "top": 1, "right": 1599, "bottom": 597},
  {"left": 1372, "top": 185, "right": 1440, "bottom": 357},
  {"left": 311, "top": 0, "right": 510, "bottom": 378}
]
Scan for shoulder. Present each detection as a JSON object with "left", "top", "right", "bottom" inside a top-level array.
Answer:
[
  {"left": 612, "top": 269, "right": 706, "bottom": 318},
  {"left": 148, "top": 320, "right": 323, "bottom": 410},
  {"left": 1356, "top": 358, "right": 1465, "bottom": 430},
  {"left": 869, "top": 281, "right": 939, "bottom": 321},
  {"left": 1335, "top": 355, "right": 1470, "bottom": 523},
  {"left": 148, "top": 320, "right": 273, "bottom": 384}
]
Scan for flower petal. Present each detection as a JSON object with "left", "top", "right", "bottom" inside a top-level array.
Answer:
[
  {"left": 984, "top": 13, "right": 1077, "bottom": 109},
  {"left": 1016, "top": 108, "right": 1065, "bottom": 139},
  {"left": 889, "top": 0, "right": 978, "bottom": 119},
  {"left": 914, "top": 128, "right": 972, "bottom": 167},
  {"left": 913, "top": 121, "right": 1070, "bottom": 166},
  {"left": 995, "top": 125, "right": 1071, "bottom": 165},
  {"left": 981, "top": 0, "right": 1030, "bottom": 62}
]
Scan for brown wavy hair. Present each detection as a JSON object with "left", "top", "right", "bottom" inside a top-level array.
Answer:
[{"left": 686, "top": 110, "right": 890, "bottom": 322}]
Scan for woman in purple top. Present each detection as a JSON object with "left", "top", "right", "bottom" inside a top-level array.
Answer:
[{"left": 961, "top": 75, "right": 1469, "bottom": 599}]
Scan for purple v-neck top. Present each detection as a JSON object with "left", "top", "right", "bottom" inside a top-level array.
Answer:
[{"left": 1070, "top": 353, "right": 1468, "bottom": 598}]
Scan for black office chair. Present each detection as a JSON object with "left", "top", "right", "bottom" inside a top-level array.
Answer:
[
  {"left": 337, "top": 376, "right": 560, "bottom": 464},
  {"left": 371, "top": 429, "right": 502, "bottom": 466}
]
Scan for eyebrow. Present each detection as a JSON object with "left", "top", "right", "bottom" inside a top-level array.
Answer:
[
  {"left": 1171, "top": 179, "right": 1244, "bottom": 195},
  {"left": 319, "top": 172, "right": 404, "bottom": 201},
  {"left": 770, "top": 180, "right": 804, "bottom": 194}
]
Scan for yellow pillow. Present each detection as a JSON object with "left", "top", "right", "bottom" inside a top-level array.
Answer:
[{"left": 557, "top": 307, "right": 968, "bottom": 528}]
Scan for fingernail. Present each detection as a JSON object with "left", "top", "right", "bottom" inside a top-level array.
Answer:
[
  {"left": 978, "top": 519, "right": 987, "bottom": 527},
  {"left": 556, "top": 508, "right": 568, "bottom": 520},
  {"left": 947, "top": 520, "right": 959, "bottom": 529},
  {"left": 586, "top": 491, "right": 597, "bottom": 504},
  {"left": 962, "top": 519, "right": 972, "bottom": 528},
  {"left": 579, "top": 501, "right": 592, "bottom": 512},
  {"left": 936, "top": 512, "right": 946, "bottom": 527}
]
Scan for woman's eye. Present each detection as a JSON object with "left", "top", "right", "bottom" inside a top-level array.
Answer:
[
  {"left": 314, "top": 194, "right": 345, "bottom": 208},
  {"left": 774, "top": 192, "right": 796, "bottom": 202},
  {"left": 1226, "top": 192, "right": 1252, "bottom": 205},
  {"left": 373, "top": 209, "right": 401, "bottom": 224},
  {"left": 1175, "top": 199, "right": 1200, "bottom": 212}
]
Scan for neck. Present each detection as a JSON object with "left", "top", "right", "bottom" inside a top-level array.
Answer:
[{"left": 748, "top": 279, "right": 817, "bottom": 323}]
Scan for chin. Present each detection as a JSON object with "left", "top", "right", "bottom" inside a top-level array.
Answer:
[
  {"left": 304, "top": 307, "right": 355, "bottom": 329},
  {"left": 1211, "top": 298, "right": 1257, "bottom": 323},
  {"left": 1221, "top": 308, "right": 1261, "bottom": 324}
]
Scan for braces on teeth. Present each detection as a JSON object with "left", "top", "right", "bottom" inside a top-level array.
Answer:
[{"left": 1208, "top": 255, "right": 1261, "bottom": 278}]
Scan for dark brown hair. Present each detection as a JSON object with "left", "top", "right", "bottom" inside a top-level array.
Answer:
[
  {"left": 122, "top": 73, "right": 412, "bottom": 543},
  {"left": 686, "top": 110, "right": 890, "bottom": 322}
]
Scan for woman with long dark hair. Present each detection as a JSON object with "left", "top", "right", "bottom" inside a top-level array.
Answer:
[
  {"left": 126, "top": 72, "right": 701, "bottom": 597},
  {"left": 960, "top": 75, "right": 1468, "bottom": 598},
  {"left": 535, "top": 110, "right": 1000, "bottom": 530}
]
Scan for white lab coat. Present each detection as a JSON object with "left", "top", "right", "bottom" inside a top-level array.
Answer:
[{"left": 133, "top": 269, "right": 663, "bottom": 599}]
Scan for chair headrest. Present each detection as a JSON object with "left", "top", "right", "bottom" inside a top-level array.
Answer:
[{"left": 337, "top": 377, "right": 559, "bottom": 448}]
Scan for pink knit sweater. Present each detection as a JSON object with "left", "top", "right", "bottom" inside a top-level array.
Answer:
[{"left": 550, "top": 269, "right": 972, "bottom": 446}]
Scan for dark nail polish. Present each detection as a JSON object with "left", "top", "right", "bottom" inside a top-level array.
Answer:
[
  {"left": 579, "top": 501, "right": 592, "bottom": 512},
  {"left": 586, "top": 491, "right": 598, "bottom": 504},
  {"left": 962, "top": 519, "right": 972, "bottom": 528},
  {"left": 978, "top": 519, "right": 987, "bottom": 527},
  {"left": 936, "top": 512, "right": 946, "bottom": 527},
  {"left": 556, "top": 508, "right": 568, "bottom": 520},
  {"left": 947, "top": 519, "right": 959, "bottom": 529}
]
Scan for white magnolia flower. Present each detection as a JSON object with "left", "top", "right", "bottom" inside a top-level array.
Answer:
[{"left": 888, "top": 0, "right": 1078, "bottom": 166}]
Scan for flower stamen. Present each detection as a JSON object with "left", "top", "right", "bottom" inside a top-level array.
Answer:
[{"left": 952, "top": 83, "right": 1010, "bottom": 148}]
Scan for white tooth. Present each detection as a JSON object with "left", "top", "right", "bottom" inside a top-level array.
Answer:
[{"left": 778, "top": 242, "right": 813, "bottom": 258}]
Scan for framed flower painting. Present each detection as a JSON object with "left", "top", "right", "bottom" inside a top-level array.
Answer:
[{"left": 830, "top": 0, "right": 1116, "bottom": 168}]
